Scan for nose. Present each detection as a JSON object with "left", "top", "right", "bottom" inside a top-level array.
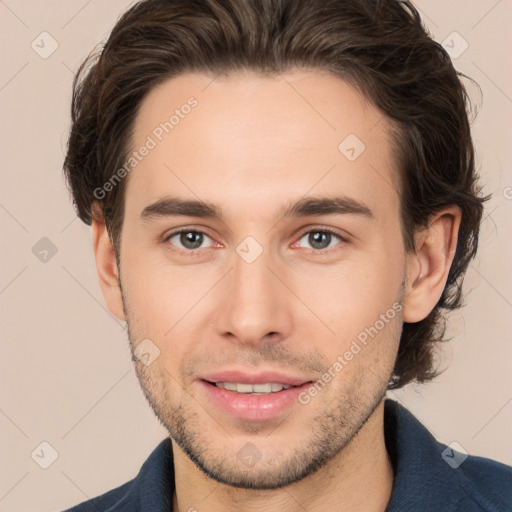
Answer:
[{"left": 214, "top": 247, "right": 294, "bottom": 347}]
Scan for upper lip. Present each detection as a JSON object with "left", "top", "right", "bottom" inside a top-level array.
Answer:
[{"left": 200, "top": 370, "right": 313, "bottom": 387}]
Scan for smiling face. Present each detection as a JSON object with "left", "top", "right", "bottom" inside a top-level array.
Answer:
[{"left": 101, "top": 69, "right": 410, "bottom": 488}]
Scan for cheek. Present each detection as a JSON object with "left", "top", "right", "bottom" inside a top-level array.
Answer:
[
  {"left": 292, "top": 247, "right": 404, "bottom": 346},
  {"left": 121, "top": 247, "right": 207, "bottom": 330},
  {"left": 120, "top": 248, "right": 219, "bottom": 377}
]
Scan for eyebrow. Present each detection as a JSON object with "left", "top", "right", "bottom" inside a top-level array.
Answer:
[{"left": 140, "top": 195, "right": 374, "bottom": 222}]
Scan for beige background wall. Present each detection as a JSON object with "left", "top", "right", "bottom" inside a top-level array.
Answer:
[{"left": 0, "top": 1, "right": 511, "bottom": 510}]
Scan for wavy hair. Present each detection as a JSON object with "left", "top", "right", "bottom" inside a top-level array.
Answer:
[{"left": 63, "top": 0, "right": 490, "bottom": 388}]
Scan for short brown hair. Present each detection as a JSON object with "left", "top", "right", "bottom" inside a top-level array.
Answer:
[{"left": 63, "top": 0, "right": 490, "bottom": 388}]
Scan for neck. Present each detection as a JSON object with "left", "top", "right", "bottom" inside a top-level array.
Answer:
[{"left": 172, "top": 399, "right": 393, "bottom": 512}]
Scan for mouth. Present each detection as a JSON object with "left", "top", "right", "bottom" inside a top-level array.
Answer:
[
  {"left": 212, "top": 381, "right": 292, "bottom": 394},
  {"left": 198, "top": 371, "right": 314, "bottom": 421}
]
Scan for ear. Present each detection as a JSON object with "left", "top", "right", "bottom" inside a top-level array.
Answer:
[
  {"left": 91, "top": 210, "right": 126, "bottom": 322},
  {"left": 403, "top": 205, "right": 461, "bottom": 323}
]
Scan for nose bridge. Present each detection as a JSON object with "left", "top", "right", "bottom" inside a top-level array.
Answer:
[{"left": 215, "top": 244, "right": 293, "bottom": 344}]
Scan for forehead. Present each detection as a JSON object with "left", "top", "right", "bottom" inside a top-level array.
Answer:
[{"left": 125, "top": 69, "right": 400, "bottom": 224}]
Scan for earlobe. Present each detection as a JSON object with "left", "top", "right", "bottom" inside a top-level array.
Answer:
[
  {"left": 91, "top": 215, "right": 126, "bottom": 322},
  {"left": 402, "top": 206, "right": 461, "bottom": 323}
]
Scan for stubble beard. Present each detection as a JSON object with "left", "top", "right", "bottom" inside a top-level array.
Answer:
[{"left": 119, "top": 276, "right": 403, "bottom": 490}]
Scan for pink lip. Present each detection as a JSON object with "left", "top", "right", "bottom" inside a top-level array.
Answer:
[{"left": 198, "top": 370, "right": 314, "bottom": 422}]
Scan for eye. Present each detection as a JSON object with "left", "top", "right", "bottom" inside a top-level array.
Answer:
[
  {"left": 165, "top": 230, "right": 215, "bottom": 251},
  {"left": 296, "top": 228, "right": 345, "bottom": 251}
]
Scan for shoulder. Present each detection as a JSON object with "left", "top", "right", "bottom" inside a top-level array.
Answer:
[
  {"left": 62, "top": 479, "right": 135, "bottom": 511},
  {"left": 60, "top": 438, "right": 175, "bottom": 511},
  {"left": 454, "top": 452, "right": 512, "bottom": 509},
  {"left": 384, "top": 399, "right": 512, "bottom": 512}
]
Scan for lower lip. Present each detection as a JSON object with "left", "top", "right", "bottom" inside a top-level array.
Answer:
[{"left": 199, "top": 380, "right": 312, "bottom": 421}]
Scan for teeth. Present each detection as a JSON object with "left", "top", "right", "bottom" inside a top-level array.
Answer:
[
  {"left": 253, "top": 383, "right": 273, "bottom": 393},
  {"left": 236, "top": 383, "right": 253, "bottom": 393},
  {"left": 215, "top": 382, "right": 291, "bottom": 394}
]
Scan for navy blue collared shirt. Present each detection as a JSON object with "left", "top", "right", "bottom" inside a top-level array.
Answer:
[{"left": 64, "top": 400, "right": 512, "bottom": 511}]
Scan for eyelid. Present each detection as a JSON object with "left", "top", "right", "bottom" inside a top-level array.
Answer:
[
  {"left": 295, "top": 225, "right": 349, "bottom": 242},
  {"left": 163, "top": 225, "right": 214, "bottom": 240}
]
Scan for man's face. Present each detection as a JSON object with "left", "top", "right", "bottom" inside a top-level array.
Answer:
[{"left": 117, "top": 70, "right": 407, "bottom": 488}]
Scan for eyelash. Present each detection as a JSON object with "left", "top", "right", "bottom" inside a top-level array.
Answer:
[{"left": 163, "top": 226, "right": 348, "bottom": 254}]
